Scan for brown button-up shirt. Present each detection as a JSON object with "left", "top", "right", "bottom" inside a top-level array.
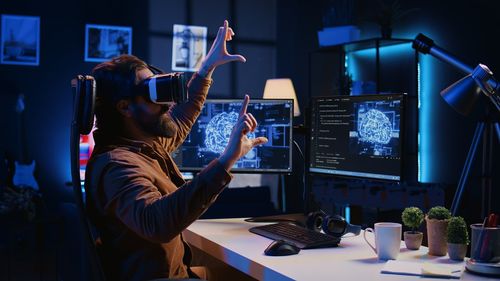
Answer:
[{"left": 85, "top": 73, "right": 232, "bottom": 281}]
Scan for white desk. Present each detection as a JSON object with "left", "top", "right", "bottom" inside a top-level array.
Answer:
[{"left": 184, "top": 218, "right": 496, "bottom": 281}]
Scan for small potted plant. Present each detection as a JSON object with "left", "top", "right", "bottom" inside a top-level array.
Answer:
[
  {"left": 426, "top": 206, "right": 451, "bottom": 256},
  {"left": 402, "top": 206, "right": 424, "bottom": 250},
  {"left": 447, "top": 216, "right": 469, "bottom": 261}
]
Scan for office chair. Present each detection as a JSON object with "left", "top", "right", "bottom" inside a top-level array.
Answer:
[
  {"left": 70, "top": 75, "right": 106, "bottom": 281},
  {"left": 70, "top": 76, "right": 202, "bottom": 281}
]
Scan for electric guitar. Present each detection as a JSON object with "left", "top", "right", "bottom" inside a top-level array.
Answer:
[{"left": 13, "top": 94, "right": 39, "bottom": 190}]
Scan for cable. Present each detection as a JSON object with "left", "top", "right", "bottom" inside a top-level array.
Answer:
[{"left": 292, "top": 140, "right": 307, "bottom": 212}]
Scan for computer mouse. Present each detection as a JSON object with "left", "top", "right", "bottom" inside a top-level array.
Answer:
[{"left": 264, "top": 240, "right": 301, "bottom": 256}]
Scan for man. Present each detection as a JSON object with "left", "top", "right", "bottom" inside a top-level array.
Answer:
[{"left": 85, "top": 20, "right": 267, "bottom": 281}]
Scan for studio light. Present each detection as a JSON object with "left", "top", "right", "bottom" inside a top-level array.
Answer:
[{"left": 412, "top": 33, "right": 500, "bottom": 218}]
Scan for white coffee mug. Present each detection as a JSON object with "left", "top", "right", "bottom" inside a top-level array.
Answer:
[{"left": 363, "top": 222, "right": 402, "bottom": 260}]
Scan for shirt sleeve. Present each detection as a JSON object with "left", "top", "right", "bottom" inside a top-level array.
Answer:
[
  {"left": 101, "top": 158, "right": 232, "bottom": 243},
  {"left": 161, "top": 73, "right": 212, "bottom": 152}
]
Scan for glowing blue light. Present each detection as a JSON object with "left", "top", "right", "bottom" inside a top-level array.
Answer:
[
  {"left": 419, "top": 55, "right": 438, "bottom": 182},
  {"left": 417, "top": 62, "right": 422, "bottom": 182},
  {"left": 347, "top": 43, "right": 412, "bottom": 82},
  {"left": 418, "top": 132, "right": 421, "bottom": 182},
  {"left": 344, "top": 54, "right": 349, "bottom": 75}
]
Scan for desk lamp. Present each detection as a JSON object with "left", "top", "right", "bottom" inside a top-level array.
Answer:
[
  {"left": 441, "top": 63, "right": 500, "bottom": 115},
  {"left": 263, "top": 78, "right": 301, "bottom": 117},
  {"left": 412, "top": 34, "right": 500, "bottom": 114},
  {"left": 413, "top": 34, "right": 500, "bottom": 276}
]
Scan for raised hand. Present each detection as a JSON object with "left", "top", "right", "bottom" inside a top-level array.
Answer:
[
  {"left": 198, "top": 20, "right": 246, "bottom": 78},
  {"left": 218, "top": 95, "right": 268, "bottom": 171}
]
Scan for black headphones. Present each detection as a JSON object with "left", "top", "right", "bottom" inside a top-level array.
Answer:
[{"left": 306, "top": 210, "right": 361, "bottom": 237}]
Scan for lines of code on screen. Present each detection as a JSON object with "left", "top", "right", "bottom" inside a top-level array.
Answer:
[{"left": 309, "top": 95, "right": 404, "bottom": 181}]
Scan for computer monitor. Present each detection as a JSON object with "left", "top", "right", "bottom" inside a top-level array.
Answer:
[
  {"left": 172, "top": 99, "right": 293, "bottom": 173},
  {"left": 309, "top": 94, "right": 405, "bottom": 181}
]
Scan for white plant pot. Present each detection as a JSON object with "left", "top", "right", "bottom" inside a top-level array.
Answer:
[
  {"left": 448, "top": 243, "right": 467, "bottom": 261},
  {"left": 404, "top": 231, "right": 423, "bottom": 250}
]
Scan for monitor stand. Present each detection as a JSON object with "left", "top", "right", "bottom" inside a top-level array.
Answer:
[{"left": 245, "top": 123, "right": 314, "bottom": 226}]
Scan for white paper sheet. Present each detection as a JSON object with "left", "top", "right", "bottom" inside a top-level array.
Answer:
[{"left": 381, "top": 260, "right": 463, "bottom": 279}]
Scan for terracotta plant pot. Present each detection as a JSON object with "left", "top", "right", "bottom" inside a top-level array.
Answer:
[
  {"left": 448, "top": 243, "right": 467, "bottom": 261},
  {"left": 404, "top": 231, "right": 423, "bottom": 250},
  {"left": 426, "top": 217, "right": 449, "bottom": 256}
]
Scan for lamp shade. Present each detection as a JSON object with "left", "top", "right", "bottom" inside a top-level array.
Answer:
[
  {"left": 263, "top": 78, "right": 300, "bottom": 116},
  {"left": 440, "top": 74, "right": 482, "bottom": 116}
]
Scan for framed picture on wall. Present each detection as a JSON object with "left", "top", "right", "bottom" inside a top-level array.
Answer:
[
  {"left": 85, "top": 24, "right": 132, "bottom": 62},
  {"left": 172, "top": 24, "right": 207, "bottom": 72},
  {"left": 1, "top": 14, "right": 40, "bottom": 66}
]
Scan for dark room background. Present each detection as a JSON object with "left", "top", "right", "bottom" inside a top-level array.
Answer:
[{"left": 0, "top": 0, "right": 499, "bottom": 278}]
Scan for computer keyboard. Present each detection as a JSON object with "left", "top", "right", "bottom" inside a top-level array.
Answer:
[{"left": 249, "top": 222, "right": 340, "bottom": 249}]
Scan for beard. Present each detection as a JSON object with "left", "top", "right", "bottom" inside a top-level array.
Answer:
[{"left": 133, "top": 104, "right": 178, "bottom": 138}]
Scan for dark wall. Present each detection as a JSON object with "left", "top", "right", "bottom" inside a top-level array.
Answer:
[
  {"left": 0, "top": 0, "right": 498, "bottom": 221},
  {"left": 276, "top": 0, "right": 500, "bottom": 220},
  {"left": 0, "top": 2, "right": 148, "bottom": 279},
  {"left": 0, "top": 0, "right": 148, "bottom": 208}
]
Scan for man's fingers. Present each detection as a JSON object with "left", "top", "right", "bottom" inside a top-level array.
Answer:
[
  {"left": 239, "top": 95, "right": 249, "bottom": 117},
  {"left": 226, "top": 54, "right": 246, "bottom": 63},
  {"left": 215, "top": 26, "right": 224, "bottom": 43},
  {"left": 214, "top": 20, "right": 228, "bottom": 45},
  {"left": 222, "top": 20, "right": 229, "bottom": 40},
  {"left": 227, "top": 28, "right": 235, "bottom": 41},
  {"left": 247, "top": 113, "right": 257, "bottom": 131},
  {"left": 252, "top": 137, "right": 268, "bottom": 147},
  {"left": 242, "top": 120, "right": 252, "bottom": 135}
]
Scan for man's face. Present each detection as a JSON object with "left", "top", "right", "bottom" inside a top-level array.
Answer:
[{"left": 129, "top": 68, "right": 178, "bottom": 138}]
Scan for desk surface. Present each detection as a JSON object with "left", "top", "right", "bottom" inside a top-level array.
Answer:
[{"left": 184, "top": 218, "right": 497, "bottom": 281}]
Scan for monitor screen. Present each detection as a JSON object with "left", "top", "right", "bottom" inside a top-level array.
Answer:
[
  {"left": 309, "top": 94, "right": 405, "bottom": 181},
  {"left": 172, "top": 99, "right": 293, "bottom": 173}
]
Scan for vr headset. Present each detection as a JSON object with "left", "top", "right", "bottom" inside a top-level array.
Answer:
[
  {"left": 134, "top": 65, "right": 188, "bottom": 104},
  {"left": 306, "top": 210, "right": 361, "bottom": 237}
]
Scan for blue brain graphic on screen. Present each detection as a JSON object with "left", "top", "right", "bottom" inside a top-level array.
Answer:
[
  {"left": 358, "top": 109, "right": 392, "bottom": 144},
  {"left": 204, "top": 111, "right": 255, "bottom": 154}
]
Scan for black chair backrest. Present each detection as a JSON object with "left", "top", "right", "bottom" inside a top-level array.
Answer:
[
  {"left": 73, "top": 75, "right": 96, "bottom": 135},
  {"left": 70, "top": 75, "right": 106, "bottom": 281}
]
